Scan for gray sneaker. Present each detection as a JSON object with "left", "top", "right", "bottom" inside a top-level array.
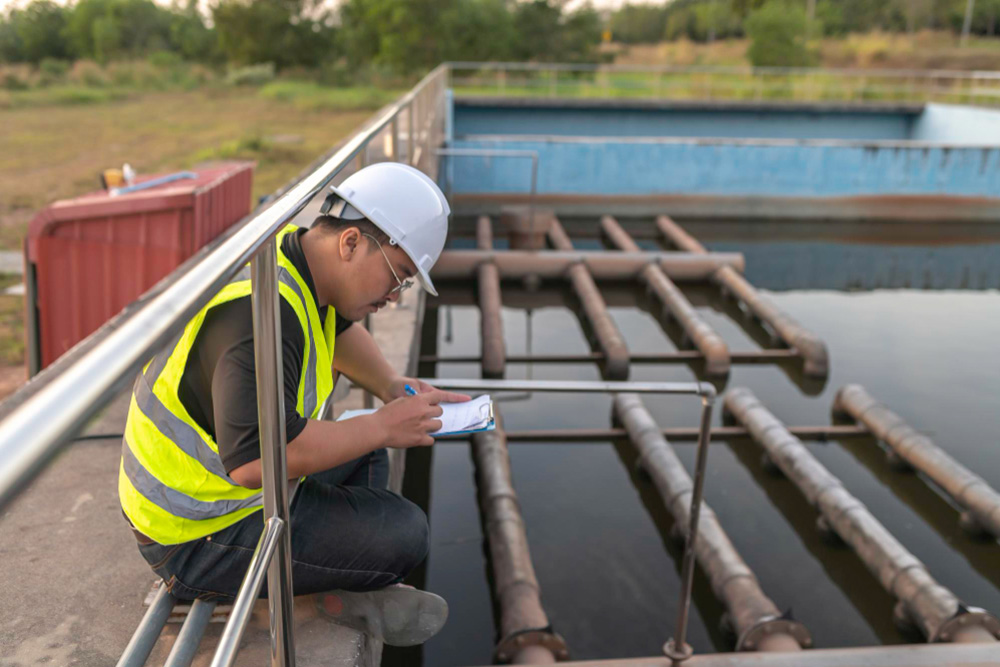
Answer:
[{"left": 315, "top": 584, "right": 449, "bottom": 647}]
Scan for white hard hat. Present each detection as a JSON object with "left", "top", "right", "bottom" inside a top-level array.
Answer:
[{"left": 323, "top": 162, "right": 450, "bottom": 296}]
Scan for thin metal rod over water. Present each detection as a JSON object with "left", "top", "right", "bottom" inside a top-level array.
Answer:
[
  {"left": 431, "top": 249, "right": 745, "bottom": 281},
  {"left": 427, "top": 378, "right": 715, "bottom": 661},
  {"left": 833, "top": 384, "right": 1000, "bottom": 539},
  {"left": 601, "top": 216, "right": 730, "bottom": 377},
  {"left": 547, "top": 218, "right": 630, "bottom": 379},
  {"left": 724, "top": 387, "right": 1000, "bottom": 644},
  {"left": 421, "top": 350, "right": 797, "bottom": 364},
  {"left": 614, "top": 394, "right": 810, "bottom": 652},
  {"left": 656, "top": 215, "right": 828, "bottom": 378}
]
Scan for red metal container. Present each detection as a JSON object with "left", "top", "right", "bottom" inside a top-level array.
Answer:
[{"left": 24, "top": 162, "right": 254, "bottom": 373}]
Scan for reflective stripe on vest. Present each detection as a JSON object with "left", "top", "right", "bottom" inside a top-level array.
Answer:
[{"left": 119, "top": 224, "right": 336, "bottom": 545}]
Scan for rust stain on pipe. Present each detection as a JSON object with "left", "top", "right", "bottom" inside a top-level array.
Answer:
[
  {"left": 472, "top": 417, "right": 569, "bottom": 663},
  {"left": 548, "top": 218, "right": 630, "bottom": 380},
  {"left": 601, "top": 216, "right": 730, "bottom": 377},
  {"left": 477, "top": 216, "right": 506, "bottom": 378},
  {"left": 432, "top": 250, "right": 745, "bottom": 281},
  {"left": 656, "top": 215, "right": 829, "bottom": 378},
  {"left": 724, "top": 387, "right": 1000, "bottom": 644},
  {"left": 614, "top": 394, "right": 810, "bottom": 652},
  {"left": 833, "top": 384, "right": 1000, "bottom": 539}
]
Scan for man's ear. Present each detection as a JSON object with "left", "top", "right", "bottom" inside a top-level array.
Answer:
[{"left": 339, "top": 227, "right": 361, "bottom": 261}]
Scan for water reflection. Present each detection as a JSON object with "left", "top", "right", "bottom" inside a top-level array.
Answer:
[{"left": 387, "top": 226, "right": 1000, "bottom": 665}]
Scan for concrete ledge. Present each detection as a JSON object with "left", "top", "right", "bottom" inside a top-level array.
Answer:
[{"left": 454, "top": 95, "right": 926, "bottom": 115}]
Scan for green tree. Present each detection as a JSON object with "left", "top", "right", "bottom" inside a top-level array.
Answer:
[
  {"left": 338, "top": 0, "right": 443, "bottom": 73},
  {"left": 511, "top": 0, "right": 563, "bottom": 60},
  {"left": 745, "top": 0, "right": 817, "bottom": 67},
  {"left": 439, "top": 0, "right": 516, "bottom": 62},
  {"left": 64, "top": 0, "right": 174, "bottom": 62},
  {"left": 213, "top": 0, "right": 334, "bottom": 69},
  {"left": 169, "top": 1, "right": 219, "bottom": 63},
  {"left": 610, "top": 4, "right": 668, "bottom": 44},
  {"left": 0, "top": 16, "right": 22, "bottom": 62},
  {"left": 4, "top": 0, "right": 74, "bottom": 63}
]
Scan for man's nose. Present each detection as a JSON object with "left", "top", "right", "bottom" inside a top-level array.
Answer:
[{"left": 387, "top": 289, "right": 401, "bottom": 304}]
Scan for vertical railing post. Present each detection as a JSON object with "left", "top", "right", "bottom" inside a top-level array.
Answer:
[
  {"left": 250, "top": 238, "right": 296, "bottom": 667},
  {"left": 408, "top": 101, "right": 416, "bottom": 166},
  {"left": 390, "top": 116, "right": 399, "bottom": 162},
  {"left": 664, "top": 391, "right": 715, "bottom": 662}
]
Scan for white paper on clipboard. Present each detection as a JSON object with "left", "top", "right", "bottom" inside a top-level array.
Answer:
[{"left": 338, "top": 394, "right": 494, "bottom": 437}]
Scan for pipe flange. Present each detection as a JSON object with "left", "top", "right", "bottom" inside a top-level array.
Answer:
[
  {"left": 933, "top": 606, "right": 1000, "bottom": 642},
  {"left": 662, "top": 638, "right": 693, "bottom": 661},
  {"left": 494, "top": 627, "right": 569, "bottom": 663},
  {"left": 736, "top": 616, "right": 813, "bottom": 651}
]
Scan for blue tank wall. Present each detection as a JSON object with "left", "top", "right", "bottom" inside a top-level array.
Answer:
[
  {"left": 454, "top": 102, "right": 917, "bottom": 141},
  {"left": 447, "top": 137, "right": 1000, "bottom": 198},
  {"left": 447, "top": 101, "right": 1000, "bottom": 201}
]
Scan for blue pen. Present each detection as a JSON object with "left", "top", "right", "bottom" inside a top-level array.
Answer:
[{"left": 404, "top": 384, "right": 418, "bottom": 396}]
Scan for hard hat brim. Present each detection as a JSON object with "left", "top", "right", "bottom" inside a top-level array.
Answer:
[{"left": 327, "top": 183, "right": 439, "bottom": 297}]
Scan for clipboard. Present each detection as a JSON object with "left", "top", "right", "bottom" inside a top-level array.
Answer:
[{"left": 336, "top": 396, "right": 496, "bottom": 437}]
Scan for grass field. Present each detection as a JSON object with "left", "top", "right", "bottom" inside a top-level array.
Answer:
[
  {"left": 0, "top": 85, "right": 382, "bottom": 389},
  {"left": 0, "top": 87, "right": 377, "bottom": 251}
]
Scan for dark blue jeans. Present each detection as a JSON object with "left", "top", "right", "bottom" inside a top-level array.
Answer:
[{"left": 137, "top": 448, "right": 429, "bottom": 602}]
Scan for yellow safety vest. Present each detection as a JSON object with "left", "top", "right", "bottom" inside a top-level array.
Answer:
[{"left": 119, "top": 224, "right": 336, "bottom": 545}]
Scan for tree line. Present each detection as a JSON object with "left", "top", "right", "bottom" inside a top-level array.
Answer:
[
  {"left": 611, "top": 0, "right": 1000, "bottom": 44},
  {"left": 2, "top": 0, "right": 999, "bottom": 75},
  {"left": 0, "top": 0, "right": 602, "bottom": 73}
]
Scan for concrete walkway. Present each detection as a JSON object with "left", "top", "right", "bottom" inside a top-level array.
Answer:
[{"left": 0, "top": 385, "right": 380, "bottom": 666}]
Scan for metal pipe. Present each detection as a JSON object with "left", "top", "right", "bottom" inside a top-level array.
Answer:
[
  {"left": 0, "top": 65, "right": 450, "bottom": 512},
  {"left": 613, "top": 394, "right": 810, "bottom": 652},
  {"left": 432, "top": 249, "right": 745, "bottom": 282},
  {"left": 655, "top": 215, "right": 828, "bottom": 378},
  {"left": 472, "top": 417, "right": 568, "bottom": 663},
  {"left": 477, "top": 216, "right": 506, "bottom": 378},
  {"left": 116, "top": 584, "right": 177, "bottom": 667},
  {"left": 163, "top": 600, "right": 218, "bottom": 667},
  {"left": 427, "top": 377, "right": 716, "bottom": 660},
  {"left": 833, "top": 384, "right": 1000, "bottom": 539},
  {"left": 423, "top": 378, "right": 714, "bottom": 398},
  {"left": 211, "top": 517, "right": 286, "bottom": 667},
  {"left": 420, "top": 350, "right": 797, "bottom": 364},
  {"left": 723, "top": 388, "right": 1000, "bottom": 643},
  {"left": 438, "top": 424, "right": 870, "bottom": 443},
  {"left": 601, "top": 216, "right": 730, "bottom": 376},
  {"left": 491, "top": 425, "right": 869, "bottom": 442},
  {"left": 547, "top": 218, "right": 630, "bottom": 380},
  {"left": 250, "top": 241, "right": 296, "bottom": 667}
]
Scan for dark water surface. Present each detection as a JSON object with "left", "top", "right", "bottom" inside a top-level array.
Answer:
[{"left": 386, "top": 221, "right": 1000, "bottom": 666}]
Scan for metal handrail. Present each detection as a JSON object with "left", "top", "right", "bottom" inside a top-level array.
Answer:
[
  {"left": 425, "top": 378, "right": 716, "bottom": 661},
  {"left": 0, "top": 64, "right": 449, "bottom": 666},
  {"left": 447, "top": 61, "right": 1000, "bottom": 106}
]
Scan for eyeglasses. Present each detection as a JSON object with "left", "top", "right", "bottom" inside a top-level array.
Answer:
[{"left": 363, "top": 233, "right": 413, "bottom": 296}]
